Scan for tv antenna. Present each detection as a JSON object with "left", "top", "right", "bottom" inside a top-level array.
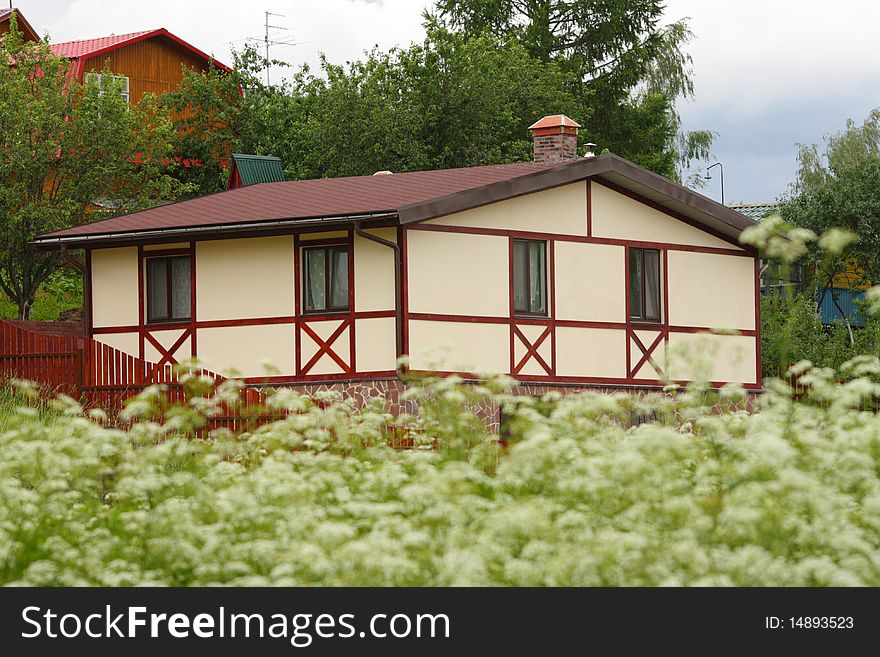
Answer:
[{"left": 264, "top": 10, "right": 286, "bottom": 85}]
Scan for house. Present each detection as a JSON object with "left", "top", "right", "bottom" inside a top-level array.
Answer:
[
  {"left": 0, "top": 8, "right": 39, "bottom": 42},
  {"left": 49, "top": 28, "right": 230, "bottom": 106},
  {"left": 3, "top": 9, "right": 228, "bottom": 104},
  {"left": 33, "top": 115, "right": 761, "bottom": 403}
]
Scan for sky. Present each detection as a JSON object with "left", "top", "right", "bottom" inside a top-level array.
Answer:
[{"left": 9, "top": 0, "right": 880, "bottom": 204}]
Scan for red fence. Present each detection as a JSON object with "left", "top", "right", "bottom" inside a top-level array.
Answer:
[{"left": 0, "top": 320, "right": 280, "bottom": 432}]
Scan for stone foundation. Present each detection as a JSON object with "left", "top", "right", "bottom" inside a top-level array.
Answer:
[{"left": 261, "top": 377, "right": 762, "bottom": 431}]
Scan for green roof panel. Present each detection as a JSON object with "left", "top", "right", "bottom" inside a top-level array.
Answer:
[{"left": 227, "top": 153, "right": 285, "bottom": 189}]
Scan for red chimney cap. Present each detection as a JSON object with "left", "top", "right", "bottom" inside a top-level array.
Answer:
[{"left": 528, "top": 114, "right": 581, "bottom": 131}]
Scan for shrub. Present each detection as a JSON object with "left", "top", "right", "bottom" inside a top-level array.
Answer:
[{"left": 1, "top": 365, "right": 879, "bottom": 587}]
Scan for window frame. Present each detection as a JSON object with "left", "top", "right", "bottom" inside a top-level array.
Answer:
[
  {"left": 145, "top": 254, "right": 192, "bottom": 325},
  {"left": 85, "top": 72, "right": 131, "bottom": 105},
  {"left": 629, "top": 247, "right": 662, "bottom": 324},
  {"left": 512, "top": 238, "right": 548, "bottom": 317},
  {"left": 302, "top": 244, "right": 350, "bottom": 315}
]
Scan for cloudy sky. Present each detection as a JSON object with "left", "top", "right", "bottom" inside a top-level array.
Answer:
[{"left": 11, "top": 0, "right": 880, "bottom": 203}]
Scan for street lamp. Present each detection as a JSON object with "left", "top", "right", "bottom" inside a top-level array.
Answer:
[{"left": 704, "top": 162, "right": 724, "bottom": 205}]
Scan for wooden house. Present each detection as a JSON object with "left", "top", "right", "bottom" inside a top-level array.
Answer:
[
  {"left": 49, "top": 27, "right": 230, "bottom": 106},
  {"left": 34, "top": 116, "right": 761, "bottom": 403},
  {"left": 0, "top": 8, "right": 38, "bottom": 41}
]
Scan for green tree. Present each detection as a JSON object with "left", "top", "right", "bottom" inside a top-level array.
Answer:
[
  {"left": 286, "top": 28, "right": 588, "bottom": 178},
  {"left": 782, "top": 109, "right": 880, "bottom": 336},
  {"left": 0, "top": 19, "right": 181, "bottom": 318},
  {"left": 433, "top": 0, "right": 714, "bottom": 179},
  {"left": 161, "top": 46, "right": 280, "bottom": 195}
]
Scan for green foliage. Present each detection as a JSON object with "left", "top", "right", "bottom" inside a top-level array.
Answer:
[
  {"left": 0, "top": 269, "right": 82, "bottom": 321},
  {"left": 172, "top": 30, "right": 589, "bottom": 193},
  {"left": 2, "top": 367, "right": 880, "bottom": 586},
  {"left": 433, "top": 0, "right": 715, "bottom": 179},
  {"left": 0, "top": 19, "right": 183, "bottom": 318},
  {"left": 781, "top": 108, "right": 880, "bottom": 327}
]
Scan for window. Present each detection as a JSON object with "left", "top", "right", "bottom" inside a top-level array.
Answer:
[
  {"left": 513, "top": 239, "right": 547, "bottom": 316},
  {"left": 303, "top": 245, "right": 349, "bottom": 313},
  {"left": 629, "top": 248, "right": 661, "bottom": 322},
  {"left": 85, "top": 72, "right": 130, "bottom": 104},
  {"left": 146, "top": 256, "right": 191, "bottom": 323}
]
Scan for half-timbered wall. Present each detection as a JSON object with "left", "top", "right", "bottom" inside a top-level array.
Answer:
[
  {"left": 88, "top": 229, "right": 399, "bottom": 381},
  {"left": 405, "top": 179, "right": 760, "bottom": 388},
  {"left": 86, "top": 177, "right": 759, "bottom": 388}
]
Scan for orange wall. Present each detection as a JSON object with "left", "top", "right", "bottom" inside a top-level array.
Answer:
[{"left": 81, "top": 36, "right": 212, "bottom": 105}]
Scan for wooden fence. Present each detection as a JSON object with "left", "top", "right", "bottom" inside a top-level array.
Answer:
[{"left": 0, "top": 320, "right": 281, "bottom": 432}]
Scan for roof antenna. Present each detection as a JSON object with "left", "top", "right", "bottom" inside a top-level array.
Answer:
[{"left": 264, "top": 9, "right": 285, "bottom": 85}]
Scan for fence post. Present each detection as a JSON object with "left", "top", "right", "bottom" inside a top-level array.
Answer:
[{"left": 74, "top": 344, "right": 84, "bottom": 400}]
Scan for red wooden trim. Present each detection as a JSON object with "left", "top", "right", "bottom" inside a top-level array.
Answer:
[
  {"left": 90, "top": 311, "right": 395, "bottom": 336},
  {"left": 137, "top": 245, "right": 144, "bottom": 360},
  {"left": 85, "top": 249, "right": 93, "bottom": 338},
  {"left": 512, "top": 325, "right": 552, "bottom": 375},
  {"left": 348, "top": 229, "right": 356, "bottom": 373},
  {"left": 140, "top": 248, "right": 192, "bottom": 258},
  {"left": 508, "top": 237, "right": 515, "bottom": 374},
  {"left": 189, "top": 241, "right": 197, "bottom": 359},
  {"left": 667, "top": 325, "right": 757, "bottom": 337},
  {"left": 406, "top": 369, "right": 763, "bottom": 390},
  {"left": 630, "top": 330, "right": 666, "bottom": 378},
  {"left": 549, "top": 239, "right": 557, "bottom": 375},
  {"left": 585, "top": 180, "right": 592, "bottom": 237},
  {"left": 662, "top": 249, "right": 669, "bottom": 325},
  {"left": 754, "top": 255, "right": 762, "bottom": 386},
  {"left": 399, "top": 226, "right": 410, "bottom": 358},
  {"left": 293, "top": 233, "right": 301, "bottom": 375},
  {"left": 592, "top": 179, "right": 749, "bottom": 251},
  {"left": 300, "top": 319, "right": 351, "bottom": 374},
  {"left": 239, "top": 370, "right": 398, "bottom": 385},
  {"left": 624, "top": 245, "right": 631, "bottom": 378},
  {"left": 298, "top": 236, "right": 349, "bottom": 246},
  {"left": 408, "top": 222, "right": 752, "bottom": 258}
]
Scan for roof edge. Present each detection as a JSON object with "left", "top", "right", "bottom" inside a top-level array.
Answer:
[
  {"left": 62, "top": 27, "right": 232, "bottom": 73},
  {"left": 32, "top": 211, "right": 398, "bottom": 250},
  {"left": 399, "top": 154, "right": 757, "bottom": 244}
]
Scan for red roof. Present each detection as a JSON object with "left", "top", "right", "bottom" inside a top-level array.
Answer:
[
  {"left": 50, "top": 30, "right": 153, "bottom": 58},
  {"left": 49, "top": 27, "right": 231, "bottom": 72},
  {"left": 41, "top": 162, "right": 557, "bottom": 239}
]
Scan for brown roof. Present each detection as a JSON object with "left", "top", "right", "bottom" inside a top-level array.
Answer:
[
  {"left": 38, "top": 162, "right": 555, "bottom": 242},
  {"left": 34, "top": 155, "right": 756, "bottom": 248}
]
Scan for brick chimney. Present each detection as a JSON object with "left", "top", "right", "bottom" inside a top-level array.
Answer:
[{"left": 528, "top": 115, "right": 581, "bottom": 163}]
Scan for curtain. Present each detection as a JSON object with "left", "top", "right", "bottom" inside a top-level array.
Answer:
[
  {"left": 147, "top": 259, "right": 168, "bottom": 321},
  {"left": 513, "top": 240, "right": 528, "bottom": 312},
  {"left": 330, "top": 248, "right": 348, "bottom": 309},
  {"left": 629, "top": 251, "right": 643, "bottom": 319},
  {"left": 171, "top": 257, "right": 191, "bottom": 319},
  {"left": 528, "top": 241, "right": 546, "bottom": 314},
  {"left": 644, "top": 250, "right": 660, "bottom": 320},
  {"left": 305, "top": 249, "right": 326, "bottom": 311}
]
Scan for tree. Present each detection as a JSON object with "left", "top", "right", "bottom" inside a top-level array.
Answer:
[
  {"left": 433, "top": 0, "right": 714, "bottom": 179},
  {"left": 280, "top": 27, "right": 588, "bottom": 179},
  {"left": 161, "top": 46, "right": 277, "bottom": 195},
  {"left": 178, "top": 29, "right": 589, "bottom": 186},
  {"left": 782, "top": 109, "right": 880, "bottom": 339},
  {"left": 0, "top": 19, "right": 181, "bottom": 318}
]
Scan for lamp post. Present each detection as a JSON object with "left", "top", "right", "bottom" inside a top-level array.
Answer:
[{"left": 704, "top": 162, "right": 724, "bottom": 205}]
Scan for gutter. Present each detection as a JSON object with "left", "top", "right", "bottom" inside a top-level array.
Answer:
[
  {"left": 352, "top": 221, "right": 404, "bottom": 372},
  {"left": 32, "top": 212, "right": 398, "bottom": 249}
]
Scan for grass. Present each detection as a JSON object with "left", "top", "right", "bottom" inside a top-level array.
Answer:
[{"left": 0, "top": 269, "right": 83, "bottom": 321}]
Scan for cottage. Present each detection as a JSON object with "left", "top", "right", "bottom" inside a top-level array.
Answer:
[{"left": 34, "top": 115, "right": 761, "bottom": 401}]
